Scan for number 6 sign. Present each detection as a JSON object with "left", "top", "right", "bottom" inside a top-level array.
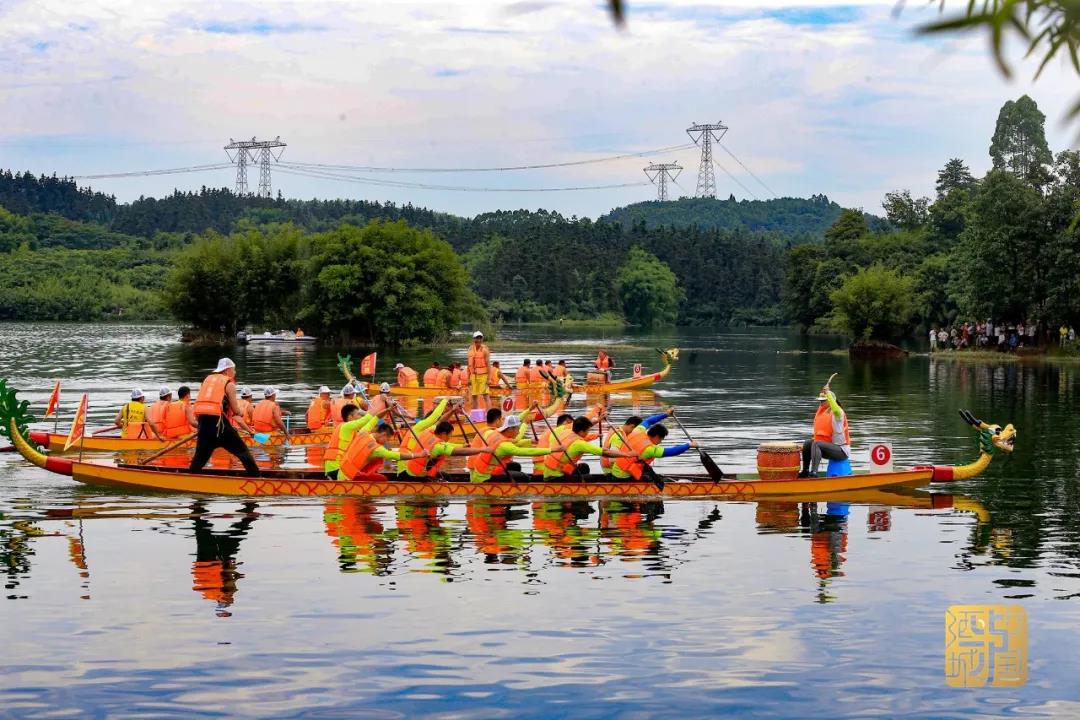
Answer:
[{"left": 869, "top": 442, "right": 893, "bottom": 473}]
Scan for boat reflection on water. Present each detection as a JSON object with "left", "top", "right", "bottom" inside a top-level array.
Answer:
[{"left": 2, "top": 490, "right": 1010, "bottom": 616}]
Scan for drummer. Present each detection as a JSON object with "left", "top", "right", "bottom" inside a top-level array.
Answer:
[{"left": 799, "top": 386, "right": 851, "bottom": 477}]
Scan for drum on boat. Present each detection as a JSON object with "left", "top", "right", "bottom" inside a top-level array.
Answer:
[
  {"left": 756, "top": 441, "right": 801, "bottom": 481},
  {"left": 586, "top": 371, "right": 608, "bottom": 385}
]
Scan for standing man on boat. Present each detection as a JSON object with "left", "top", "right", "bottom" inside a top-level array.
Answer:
[
  {"left": 467, "top": 331, "right": 491, "bottom": 410},
  {"left": 112, "top": 389, "right": 163, "bottom": 441},
  {"left": 306, "top": 386, "right": 332, "bottom": 431},
  {"left": 799, "top": 386, "right": 851, "bottom": 478},
  {"left": 190, "top": 358, "right": 260, "bottom": 476}
]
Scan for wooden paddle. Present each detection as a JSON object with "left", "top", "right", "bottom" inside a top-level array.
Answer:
[
  {"left": 459, "top": 410, "right": 514, "bottom": 478},
  {"left": 138, "top": 432, "right": 196, "bottom": 465},
  {"left": 669, "top": 411, "right": 725, "bottom": 481}
]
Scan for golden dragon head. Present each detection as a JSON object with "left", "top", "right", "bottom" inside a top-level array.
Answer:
[{"left": 959, "top": 409, "right": 1016, "bottom": 455}]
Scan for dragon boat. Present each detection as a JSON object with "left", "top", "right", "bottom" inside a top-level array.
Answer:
[
  {"left": 340, "top": 348, "right": 681, "bottom": 399},
  {"left": 2, "top": 379, "right": 1015, "bottom": 499}
]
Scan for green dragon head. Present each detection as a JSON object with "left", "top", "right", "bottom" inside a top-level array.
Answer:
[
  {"left": 959, "top": 409, "right": 1016, "bottom": 455},
  {"left": 0, "top": 379, "right": 37, "bottom": 448},
  {"left": 656, "top": 347, "right": 680, "bottom": 364}
]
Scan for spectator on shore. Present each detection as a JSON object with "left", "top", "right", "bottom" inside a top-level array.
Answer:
[
  {"left": 1061, "top": 325, "right": 1069, "bottom": 347},
  {"left": 929, "top": 327, "right": 937, "bottom": 351}
]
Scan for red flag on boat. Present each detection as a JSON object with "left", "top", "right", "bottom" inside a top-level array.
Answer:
[
  {"left": 44, "top": 381, "right": 61, "bottom": 418},
  {"left": 359, "top": 352, "right": 377, "bottom": 377},
  {"left": 63, "top": 394, "right": 88, "bottom": 451}
]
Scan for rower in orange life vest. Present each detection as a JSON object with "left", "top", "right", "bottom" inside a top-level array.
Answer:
[
  {"left": 162, "top": 385, "right": 196, "bottom": 439},
  {"left": 398, "top": 398, "right": 484, "bottom": 479},
  {"left": 611, "top": 419, "right": 695, "bottom": 481},
  {"left": 337, "top": 418, "right": 427, "bottom": 482},
  {"left": 114, "top": 388, "right": 163, "bottom": 441},
  {"left": 600, "top": 410, "right": 671, "bottom": 475},
  {"left": 189, "top": 358, "right": 260, "bottom": 476},
  {"left": 541, "top": 415, "right": 636, "bottom": 480},
  {"left": 489, "top": 361, "right": 512, "bottom": 392},
  {"left": 232, "top": 386, "right": 255, "bottom": 429},
  {"left": 466, "top": 330, "right": 491, "bottom": 409},
  {"left": 368, "top": 382, "right": 415, "bottom": 423},
  {"left": 515, "top": 359, "right": 531, "bottom": 389},
  {"left": 330, "top": 384, "right": 359, "bottom": 424},
  {"left": 468, "top": 412, "right": 567, "bottom": 483},
  {"left": 800, "top": 386, "right": 851, "bottom": 477},
  {"left": 595, "top": 351, "right": 613, "bottom": 382},
  {"left": 528, "top": 359, "right": 543, "bottom": 385},
  {"left": 251, "top": 386, "right": 292, "bottom": 442},
  {"left": 323, "top": 404, "right": 386, "bottom": 479},
  {"left": 145, "top": 386, "right": 173, "bottom": 437},
  {"left": 554, "top": 360, "right": 568, "bottom": 378},
  {"left": 394, "top": 363, "right": 419, "bottom": 388},
  {"left": 306, "top": 386, "right": 332, "bottom": 431}
]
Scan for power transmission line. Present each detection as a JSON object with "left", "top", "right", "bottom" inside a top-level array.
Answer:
[
  {"left": 225, "top": 137, "right": 286, "bottom": 196},
  {"left": 711, "top": 157, "right": 759, "bottom": 200},
  {"left": 274, "top": 165, "right": 649, "bottom": 193},
  {"left": 277, "top": 143, "right": 696, "bottom": 174},
  {"left": 718, "top": 142, "right": 777, "bottom": 197},
  {"left": 71, "top": 163, "right": 234, "bottom": 180}
]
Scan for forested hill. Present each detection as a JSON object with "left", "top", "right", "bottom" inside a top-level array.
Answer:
[{"left": 600, "top": 195, "right": 886, "bottom": 236}]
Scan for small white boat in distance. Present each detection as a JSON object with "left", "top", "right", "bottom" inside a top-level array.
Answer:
[{"left": 238, "top": 330, "right": 317, "bottom": 346}]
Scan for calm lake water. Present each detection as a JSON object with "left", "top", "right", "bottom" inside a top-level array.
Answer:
[{"left": 2, "top": 323, "right": 1079, "bottom": 718}]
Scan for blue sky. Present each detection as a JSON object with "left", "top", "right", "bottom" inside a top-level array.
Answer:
[{"left": 0, "top": 0, "right": 1072, "bottom": 218}]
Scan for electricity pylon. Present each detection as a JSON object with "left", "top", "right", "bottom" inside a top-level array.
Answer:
[
  {"left": 686, "top": 122, "right": 728, "bottom": 198},
  {"left": 224, "top": 137, "right": 287, "bottom": 196},
  {"left": 644, "top": 162, "right": 682, "bottom": 202}
]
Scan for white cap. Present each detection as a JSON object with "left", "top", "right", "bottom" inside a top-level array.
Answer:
[
  {"left": 318, "top": 385, "right": 331, "bottom": 394},
  {"left": 498, "top": 415, "right": 521, "bottom": 432},
  {"left": 158, "top": 386, "right": 172, "bottom": 398},
  {"left": 264, "top": 386, "right": 277, "bottom": 398},
  {"left": 394, "top": 363, "right": 404, "bottom": 370},
  {"left": 342, "top": 384, "right": 356, "bottom": 395},
  {"left": 239, "top": 385, "right": 252, "bottom": 398},
  {"left": 214, "top": 358, "right": 236, "bottom": 373},
  {"left": 473, "top": 331, "right": 484, "bottom": 338},
  {"left": 131, "top": 388, "right": 145, "bottom": 400},
  {"left": 379, "top": 382, "right": 391, "bottom": 393}
]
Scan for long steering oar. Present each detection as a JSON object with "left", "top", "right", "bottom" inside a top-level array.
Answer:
[
  {"left": 138, "top": 432, "right": 196, "bottom": 465},
  {"left": 669, "top": 412, "right": 725, "bottom": 481},
  {"left": 606, "top": 422, "right": 665, "bottom": 491}
]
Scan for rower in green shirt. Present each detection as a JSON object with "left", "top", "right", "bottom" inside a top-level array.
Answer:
[
  {"left": 541, "top": 416, "right": 634, "bottom": 479},
  {"left": 468, "top": 415, "right": 566, "bottom": 483}
]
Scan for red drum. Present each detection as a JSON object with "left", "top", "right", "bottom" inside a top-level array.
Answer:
[{"left": 756, "top": 441, "right": 801, "bottom": 481}]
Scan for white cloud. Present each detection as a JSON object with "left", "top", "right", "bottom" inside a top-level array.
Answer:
[{"left": 0, "top": 0, "right": 1073, "bottom": 217}]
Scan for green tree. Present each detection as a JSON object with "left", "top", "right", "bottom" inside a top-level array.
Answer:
[
  {"left": 989, "top": 95, "right": 1054, "bottom": 185},
  {"left": 882, "top": 190, "right": 930, "bottom": 230},
  {"left": 299, "top": 220, "right": 478, "bottom": 345},
  {"left": 829, "top": 265, "right": 916, "bottom": 342},
  {"left": 935, "top": 158, "right": 977, "bottom": 198},
  {"left": 613, "top": 247, "right": 683, "bottom": 326},
  {"left": 952, "top": 170, "right": 1046, "bottom": 321},
  {"left": 824, "top": 208, "right": 870, "bottom": 243}
]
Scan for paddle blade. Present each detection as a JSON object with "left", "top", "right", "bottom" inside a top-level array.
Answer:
[
  {"left": 698, "top": 449, "right": 725, "bottom": 481},
  {"left": 253, "top": 432, "right": 271, "bottom": 444}
]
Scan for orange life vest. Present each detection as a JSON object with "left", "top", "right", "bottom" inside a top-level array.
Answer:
[
  {"left": 813, "top": 405, "right": 851, "bottom": 446},
  {"left": 252, "top": 399, "right": 278, "bottom": 433},
  {"left": 600, "top": 429, "right": 625, "bottom": 471},
  {"left": 164, "top": 400, "right": 194, "bottom": 439},
  {"left": 467, "top": 428, "right": 504, "bottom": 476},
  {"left": 613, "top": 428, "right": 653, "bottom": 480},
  {"left": 532, "top": 426, "right": 555, "bottom": 476},
  {"left": 422, "top": 367, "right": 440, "bottom": 387},
  {"left": 324, "top": 424, "right": 346, "bottom": 467},
  {"left": 194, "top": 374, "right": 231, "bottom": 417},
  {"left": 451, "top": 368, "right": 466, "bottom": 388},
  {"left": 330, "top": 397, "right": 354, "bottom": 424},
  {"left": 403, "top": 429, "right": 448, "bottom": 478},
  {"left": 339, "top": 432, "right": 383, "bottom": 479},
  {"left": 528, "top": 366, "right": 542, "bottom": 383},
  {"left": 146, "top": 400, "right": 169, "bottom": 435},
  {"left": 554, "top": 366, "right": 566, "bottom": 378},
  {"left": 467, "top": 344, "right": 489, "bottom": 374},
  {"left": 596, "top": 352, "right": 612, "bottom": 370},
  {"left": 397, "top": 367, "right": 419, "bottom": 387},
  {"left": 437, "top": 369, "right": 452, "bottom": 388},
  {"left": 306, "top": 397, "right": 330, "bottom": 430},
  {"left": 516, "top": 366, "right": 530, "bottom": 385},
  {"left": 542, "top": 425, "right": 578, "bottom": 476}
]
